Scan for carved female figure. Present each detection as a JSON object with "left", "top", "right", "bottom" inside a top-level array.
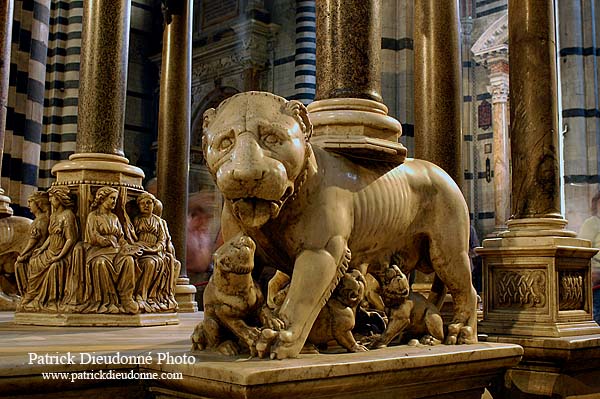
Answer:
[
  {"left": 14, "top": 191, "right": 51, "bottom": 296},
  {"left": 84, "top": 186, "right": 140, "bottom": 314},
  {"left": 134, "top": 192, "right": 169, "bottom": 312},
  {"left": 19, "top": 186, "right": 78, "bottom": 312}
]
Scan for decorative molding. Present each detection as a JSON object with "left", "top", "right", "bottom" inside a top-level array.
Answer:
[
  {"left": 559, "top": 271, "right": 585, "bottom": 310},
  {"left": 495, "top": 270, "right": 546, "bottom": 308},
  {"left": 471, "top": 11, "right": 508, "bottom": 66}
]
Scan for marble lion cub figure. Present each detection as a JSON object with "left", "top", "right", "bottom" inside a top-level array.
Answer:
[
  {"left": 370, "top": 265, "right": 444, "bottom": 348},
  {"left": 191, "top": 234, "right": 264, "bottom": 356},
  {"left": 202, "top": 91, "right": 478, "bottom": 359}
]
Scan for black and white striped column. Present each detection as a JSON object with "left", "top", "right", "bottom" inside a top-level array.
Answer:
[
  {"left": 2, "top": 0, "right": 51, "bottom": 214},
  {"left": 39, "top": 0, "right": 83, "bottom": 190},
  {"left": 294, "top": 0, "right": 316, "bottom": 105}
]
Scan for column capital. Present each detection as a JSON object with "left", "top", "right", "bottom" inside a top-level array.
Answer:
[{"left": 487, "top": 79, "right": 509, "bottom": 104}]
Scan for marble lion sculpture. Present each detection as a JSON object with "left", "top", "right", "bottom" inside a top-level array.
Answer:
[{"left": 202, "top": 91, "right": 478, "bottom": 359}]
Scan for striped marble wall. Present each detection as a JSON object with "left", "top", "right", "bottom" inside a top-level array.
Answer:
[{"left": 558, "top": 0, "right": 600, "bottom": 232}]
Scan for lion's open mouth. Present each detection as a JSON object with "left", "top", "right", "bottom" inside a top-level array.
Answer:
[{"left": 231, "top": 197, "right": 282, "bottom": 227}]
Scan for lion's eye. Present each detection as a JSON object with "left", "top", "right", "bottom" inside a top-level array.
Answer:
[
  {"left": 263, "top": 133, "right": 280, "bottom": 145},
  {"left": 218, "top": 137, "right": 234, "bottom": 151}
]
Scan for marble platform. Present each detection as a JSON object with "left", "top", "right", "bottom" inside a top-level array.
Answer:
[{"left": 0, "top": 312, "right": 522, "bottom": 399}]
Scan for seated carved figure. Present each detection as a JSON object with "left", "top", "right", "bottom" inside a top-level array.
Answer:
[
  {"left": 191, "top": 234, "right": 264, "bottom": 356},
  {"left": 201, "top": 91, "right": 477, "bottom": 359},
  {"left": 83, "top": 186, "right": 140, "bottom": 314},
  {"left": 14, "top": 191, "right": 50, "bottom": 296},
  {"left": 370, "top": 265, "right": 444, "bottom": 348},
  {"left": 19, "top": 186, "right": 78, "bottom": 312},
  {"left": 134, "top": 192, "right": 178, "bottom": 312}
]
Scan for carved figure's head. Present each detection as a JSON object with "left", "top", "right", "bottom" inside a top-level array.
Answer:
[
  {"left": 335, "top": 269, "right": 366, "bottom": 308},
  {"left": 213, "top": 234, "right": 256, "bottom": 275},
  {"left": 48, "top": 186, "right": 75, "bottom": 210},
  {"left": 381, "top": 264, "right": 410, "bottom": 305},
  {"left": 28, "top": 191, "right": 50, "bottom": 213},
  {"left": 137, "top": 192, "right": 157, "bottom": 216},
  {"left": 92, "top": 186, "right": 119, "bottom": 211},
  {"left": 202, "top": 91, "right": 312, "bottom": 228}
]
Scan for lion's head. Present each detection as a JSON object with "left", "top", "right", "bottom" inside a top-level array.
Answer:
[
  {"left": 202, "top": 92, "right": 312, "bottom": 228},
  {"left": 213, "top": 234, "right": 256, "bottom": 275}
]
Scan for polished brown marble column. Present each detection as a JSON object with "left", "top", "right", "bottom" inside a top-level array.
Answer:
[
  {"left": 414, "top": 0, "right": 463, "bottom": 186},
  {"left": 308, "top": 0, "right": 405, "bottom": 164},
  {"left": 76, "top": 0, "right": 130, "bottom": 155},
  {"left": 158, "top": 0, "right": 197, "bottom": 312},
  {"left": 0, "top": 0, "right": 13, "bottom": 216},
  {"left": 509, "top": 0, "right": 561, "bottom": 220},
  {"left": 315, "top": 0, "right": 382, "bottom": 102}
]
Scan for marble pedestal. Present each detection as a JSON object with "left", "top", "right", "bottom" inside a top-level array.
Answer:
[
  {"left": 148, "top": 344, "right": 523, "bottom": 399},
  {"left": 478, "top": 220, "right": 600, "bottom": 338},
  {"left": 477, "top": 218, "right": 600, "bottom": 398},
  {"left": 486, "top": 335, "right": 600, "bottom": 398}
]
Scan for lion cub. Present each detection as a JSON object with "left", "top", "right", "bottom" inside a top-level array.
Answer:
[
  {"left": 370, "top": 265, "right": 444, "bottom": 348},
  {"left": 191, "top": 234, "right": 264, "bottom": 356}
]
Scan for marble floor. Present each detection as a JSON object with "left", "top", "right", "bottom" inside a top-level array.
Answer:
[{"left": 0, "top": 311, "right": 199, "bottom": 356}]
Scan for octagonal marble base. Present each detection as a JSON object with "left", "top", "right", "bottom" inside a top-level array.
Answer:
[{"left": 14, "top": 312, "right": 179, "bottom": 327}]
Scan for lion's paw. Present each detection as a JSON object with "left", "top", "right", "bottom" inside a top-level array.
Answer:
[
  {"left": 419, "top": 335, "right": 441, "bottom": 346},
  {"left": 350, "top": 343, "right": 369, "bottom": 352},
  {"left": 217, "top": 340, "right": 240, "bottom": 356},
  {"left": 457, "top": 326, "right": 477, "bottom": 344},
  {"left": 256, "top": 328, "right": 279, "bottom": 359}
]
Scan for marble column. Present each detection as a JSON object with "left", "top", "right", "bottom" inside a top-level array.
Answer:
[
  {"left": 294, "top": 0, "right": 316, "bottom": 105},
  {"left": 0, "top": 0, "right": 13, "bottom": 216},
  {"left": 158, "top": 0, "right": 197, "bottom": 312},
  {"left": 76, "top": 0, "right": 130, "bottom": 156},
  {"left": 413, "top": 0, "right": 463, "bottom": 186},
  {"left": 477, "top": 3, "right": 600, "bottom": 393},
  {"left": 307, "top": 0, "right": 406, "bottom": 164},
  {"left": 314, "top": 0, "right": 381, "bottom": 102},
  {"left": 488, "top": 61, "right": 510, "bottom": 233}
]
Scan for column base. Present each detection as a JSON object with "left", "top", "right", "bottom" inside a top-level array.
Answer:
[
  {"left": 486, "top": 334, "right": 600, "bottom": 398},
  {"left": 175, "top": 277, "right": 198, "bottom": 313},
  {"left": 478, "top": 217, "right": 600, "bottom": 339},
  {"left": 0, "top": 188, "right": 13, "bottom": 216},
  {"left": 307, "top": 98, "right": 407, "bottom": 165}
]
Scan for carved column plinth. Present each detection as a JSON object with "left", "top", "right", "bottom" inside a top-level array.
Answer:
[
  {"left": 479, "top": 220, "right": 600, "bottom": 337},
  {"left": 11, "top": 154, "right": 181, "bottom": 326},
  {"left": 478, "top": 219, "right": 600, "bottom": 397}
]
